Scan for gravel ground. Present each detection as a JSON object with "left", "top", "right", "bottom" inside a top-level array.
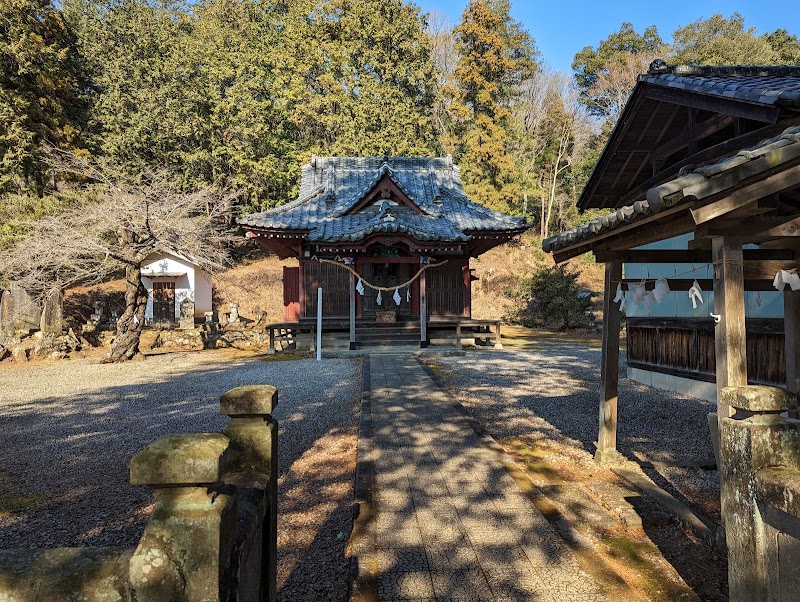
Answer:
[
  {"left": 433, "top": 343, "right": 721, "bottom": 521},
  {"left": 0, "top": 351, "right": 362, "bottom": 572}
]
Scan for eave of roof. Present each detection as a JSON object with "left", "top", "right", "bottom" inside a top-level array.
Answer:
[
  {"left": 576, "top": 61, "right": 800, "bottom": 212},
  {"left": 544, "top": 124, "right": 800, "bottom": 257}
]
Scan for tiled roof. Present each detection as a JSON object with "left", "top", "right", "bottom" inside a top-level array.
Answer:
[
  {"left": 239, "top": 156, "right": 527, "bottom": 243},
  {"left": 543, "top": 124, "right": 800, "bottom": 254},
  {"left": 640, "top": 61, "right": 800, "bottom": 108}
]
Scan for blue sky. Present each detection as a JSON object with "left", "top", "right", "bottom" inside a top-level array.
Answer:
[{"left": 413, "top": 0, "right": 797, "bottom": 73}]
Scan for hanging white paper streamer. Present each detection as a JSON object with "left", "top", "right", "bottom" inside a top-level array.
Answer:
[
  {"left": 393, "top": 288, "right": 401, "bottom": 305},
  {"left": 612, "top": 282, "right": 626, "bottom": 312},
  {"left": 629, "top": 282, "right": 646, "bottom": 304},
  {"left": 643, "top": 291, "right": 656, "bottom": 310},
  {"left": 773, "top": 270, "right": 800, "bottom": 291},
  {"left": 406, "top": 288, "right": 411, "bottom": 303},
  {"left": 652, "top": 278, "right": 670, "bottom": 303},
  {"left": 356, "top": 278, "right": 365, "bottom": 295},
  {"left": 689, "top": 279, "right": 704, "bottom": 309},
  {"left": 376, "top": 291, "right": 382, "bottom": 305}
]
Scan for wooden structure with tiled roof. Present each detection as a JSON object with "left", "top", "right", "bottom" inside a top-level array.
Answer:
[
  {"left": 545, "top": 60, "right": 800, "bottom": 444},
  {"left": 544, "top": 61, "right": 800, "bottom": 599},
  {"left": 239, "top": 156, "right": 528, "bottom": 348}
]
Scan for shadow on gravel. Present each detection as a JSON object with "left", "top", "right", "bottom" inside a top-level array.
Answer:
[{"left": 0, "top": 354, "right": 361, "bottom": 555}]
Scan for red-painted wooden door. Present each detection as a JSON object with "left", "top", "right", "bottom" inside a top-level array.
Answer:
[{"left": 283, "top": 266, "right": 300, "bottom": 322}]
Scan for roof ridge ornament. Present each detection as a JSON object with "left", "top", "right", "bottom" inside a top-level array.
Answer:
[{"left": 324, "top": 161, "right": 336, "bottom": 203}]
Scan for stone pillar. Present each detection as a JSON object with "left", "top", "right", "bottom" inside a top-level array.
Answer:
[
  {"left": 719, "top": 385, "right": 800, "bottom": 602},
  {"left": 129, "top": 433, "right": 237, "bottom": 602},
  {"left": 39, "top": 290, "right": 63, "bottom": 334},
  {"left": 179, "top": 298, "right": 195, "bottom": 330},
  {"left": 220, "top": 385, "right": 278, "bottom": 602}
]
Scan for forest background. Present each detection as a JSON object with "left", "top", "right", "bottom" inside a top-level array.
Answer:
[{"left": 2, "top": 0, "right": 800, "bottom": 284}]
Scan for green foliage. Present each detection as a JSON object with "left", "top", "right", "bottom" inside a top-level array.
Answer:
[
  {"left": 511, "top": 265, "right": 591, "bottom": 330},
  {"left": 763, "top": 29, "right": 800, "bottom": 64},
  {"left": 571, "top": 22, "right": 664, "bottom": 119},
  {"left": 671, "top": 13, "right": 779, "bottom": 65},
  {"left": 278, "top": 0, "right": 437, "bottom": 158},
  {"left": 0, "top": 0, "right": 86, "bottom": 194},
  {"left": 447, "top": 0, "right": 540, "bottom": 213}
]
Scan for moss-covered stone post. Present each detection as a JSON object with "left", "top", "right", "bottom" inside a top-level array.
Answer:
[
  {"left": 220, "top": 385, "right": 278, "bottom": 602},
  {"left": 129, "top": 433, "right": 236, "bottom": 601},
  {"left": 719, "top": 386, "right": 800, "bottom": 602}
]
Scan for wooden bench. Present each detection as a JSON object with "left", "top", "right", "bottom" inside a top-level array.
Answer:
[
  {"left": 266, "top": 322, "right": 316, "bottom": 354},
  {"left": 428, "top": 319, "right": 502, "bottom": 349}
]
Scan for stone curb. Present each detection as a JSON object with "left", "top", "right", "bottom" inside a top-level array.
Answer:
[{"left": 348, "top": 356, "right": 378, "bottom": 602}]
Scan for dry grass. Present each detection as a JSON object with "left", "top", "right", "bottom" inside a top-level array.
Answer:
[
  {"left": 471, "top": 231, "right": 605, "bottom": 321},
  {"left": 212, "top": 255, "right": 296, "bottom": 323},
  {"left": 63, "top": 232, "right": 605, "bottom": 327}
]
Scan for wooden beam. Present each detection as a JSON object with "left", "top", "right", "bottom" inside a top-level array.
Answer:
[
  {"left": 691, "top": 163, "right": 800, "bottom": 225},
  {"left": 785, "top": 291, "right": 800, "bottom": 395},
  {"left": 620, "top": 278, "right": 777, "bottom": 291},
  {"left": 712, "top": 236, "right": 747, "bottom": 419},
  {"left": 595, "top": 248, "right": 795, "bottom": 264},
  {"left": 644, "top": 86, "right": 781, "bottom": 124},
  {"left": 615, "top": 120, "right": 798, "bottom": 207},
  {"left": 651, "top": 115, "right": 735, "bottom": 162},
  {"left": 596, "top": 260, "right": 622, "bottom": 465},
  {"left": 697, "top": 215, "right": 800, "bottom": 237}
]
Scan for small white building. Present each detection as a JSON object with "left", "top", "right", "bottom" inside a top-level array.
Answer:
[{"left": 141, "top": 251, "right": 213, "bottom": 323}]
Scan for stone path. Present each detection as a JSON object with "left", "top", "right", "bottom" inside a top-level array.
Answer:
[{"left": 357, "top": 353, "right": 607, "bottom": 602}]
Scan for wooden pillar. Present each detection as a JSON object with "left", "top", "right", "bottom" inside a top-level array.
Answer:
[
  {"left": 420, "top": 269, "right": 427, "bottom": 348},
  {"left": 349, "top": 272, "right": 356, "bottom": 350},
  {"left": 785, "top": 290, "right": 800, "bottom": 397},
  {"left": 462, "top": 262, "right": 472, "bottom": 318},
  {"left": 712, "top": 236, "right": 747, "bottom": 419},
  {"left": 595, "top": 260, "right": 622, "bottom": 464}
]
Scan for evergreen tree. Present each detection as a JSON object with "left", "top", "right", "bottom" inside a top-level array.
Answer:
[
  {"left": 763, "top": 29, "right": 800, "bottom": 65},
  {"left": 671, "top": 13, "right": 778, "bottom": 65},
  {"left": 0, "top": 0, "right": 86, "bottom": 194},
  {"left": 448, "top": 0, "right": 539, "bottom": 213},
  {"left": 571, "top": 22, "right": 664, "bottom": 121},
  {"left": 278, "top": 0, "right": 437, "bottom": 157},
  {"left": 186, "top": 0, "right": 297, "bottom": 209},
  {"left": 64, "top": 0, "right": 198, "bottom": 172}
]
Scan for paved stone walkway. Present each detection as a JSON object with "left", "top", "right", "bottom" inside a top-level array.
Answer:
[{"left": 360, "top": 353, "right": 607, "bottom": 602}]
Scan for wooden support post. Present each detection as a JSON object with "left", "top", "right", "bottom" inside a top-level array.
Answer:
[
  {"left": 785, "top": 291, "right": 800, "bottom": 415},
  {"left": 268, "top": 327, "right": 276, "bottom": 355},
  {"left": 494, "top": 321, "right": 502, "bottom": 349},
  {"left": 349, "top": 272, "right": 356, "bottom": 351},
  {"left": 712, "top": 236, "right": 747, "bottom": 419},
  {"left": 596, "top": 260, "right": 622, "bottom": 464},
  {"left": 455, "top": 321, "right": 462, "bottom": 349},
  {"left": 420, "top": 270, "right": 427, "bottom": 348}
]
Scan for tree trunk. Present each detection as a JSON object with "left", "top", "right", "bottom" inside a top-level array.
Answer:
[{"left": 107, "top": 262, "right": 148, "bottom": 362}]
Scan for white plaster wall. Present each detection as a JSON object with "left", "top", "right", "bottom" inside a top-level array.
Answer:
[
  {"left": 193, "top": 269, "right": 213, "bottom": 316},
  {"left": 623, "top": 234, "right": 783, "bottom": 320},
  {"left": 141, "top": 253, "right": 205, "bottom": 320}
]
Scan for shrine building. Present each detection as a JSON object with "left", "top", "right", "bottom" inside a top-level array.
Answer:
[{"left": 238, "top": 156, "right": 529, "bottom": 348}]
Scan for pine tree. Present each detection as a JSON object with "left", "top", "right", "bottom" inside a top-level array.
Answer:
[
  {"left": 0, "top": 0, "right": 86, "bottom": 194},
  {"left": 278, "top": 0, "right": 437, "bottom": 157},
  {"left": 186, "top": 0, "right": 297, "bottom": 209},
  {"left": 672, "top": 13, "right": 779, "bottom": 65},
  {"left": 447, "top": 0, "right": 539, "bottom": 213}
]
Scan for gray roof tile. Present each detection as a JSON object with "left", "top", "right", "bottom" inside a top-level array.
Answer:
[
  {"left": 239, "top": 156, "right": 527, "bottom": 243},
  {"left": 542, "top": 124, "right": 800, "bottom": 254},
  {"left": 640, "top": 62, "right": 800, "bottom": 108}
]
